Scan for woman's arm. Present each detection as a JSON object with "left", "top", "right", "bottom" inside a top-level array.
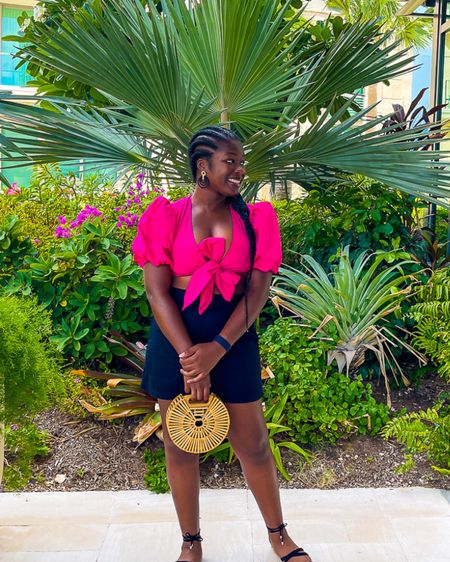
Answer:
[
  {"left": 144, "top": 262, "right": 193, "bottom": 355},
  {"left": 179, "top": 270, "right": 272, "bottom": 380},
  {"left": 145, "top": 263, "right": 211, "bottom": 401},
  {"left": 219, "top": 269, "right": 272, "bottom": 344}
]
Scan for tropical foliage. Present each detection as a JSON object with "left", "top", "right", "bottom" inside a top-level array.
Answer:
[
  {"left": 0, "top": 171, "right": 156, "bottom": 365},
  {"left": 0, "top": 0, "right": 447, "bottom": 488},
  {"left": 72, "top": 331, "right": 161, "bottom": 445},
  {"left": 274, "top": 176, "right": 423, "bottom": 269},
  {"left": 326, "top": 0, "right": 432, "bottom": 49},
  {"left": 382, "top": 401, "right": 450, "bottom": 475},
  {"left": 271, "top": 248, "right": 426, "bottom": 404},
  {"left": 0, "top": 0, "right": 449, "bottom": 208},
  {"left": 260, "top": 319, "right": 390, "bottom": 444},
  {"left": 409, "top": 228, "right": 450, "bottom": 272},
  {"left": 204, "top": 391, "right": 311, "bottom": 480},
  {"left": 409, "top": 269, "right": 450, "bottom": 382}
]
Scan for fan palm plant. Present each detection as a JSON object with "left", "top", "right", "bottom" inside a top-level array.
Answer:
[
  {"left": 271, "top": 248, "right": 427, "bottom": 406},
  {"left": 0, "top": 0, "right": 449, "bottom": 205}
]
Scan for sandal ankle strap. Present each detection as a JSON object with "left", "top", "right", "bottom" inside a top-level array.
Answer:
[
  {"left": 182, "top": 531, "right": 203, "bottom": 550},
  {"left": 267, "top": 522, "right": 287, "bottom": 545}
]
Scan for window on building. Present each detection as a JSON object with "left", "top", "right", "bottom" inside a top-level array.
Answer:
[
  {"left": 0, "top": 5, "right": 33, "bottom": 87},
  {"left": 442, "top": 31, "right": 450, "bottom": 122}
]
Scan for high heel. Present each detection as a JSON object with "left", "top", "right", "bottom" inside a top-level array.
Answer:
[
  {"left": 177, "top": 531, "right": 203, "bottom": 562},
  {"left": 267, "top": 523, "right": 310, "bottom": 561}
]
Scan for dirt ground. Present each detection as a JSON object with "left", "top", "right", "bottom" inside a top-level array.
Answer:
[{"left": 5, "top": 374, "right": 449, "bottom": 493}]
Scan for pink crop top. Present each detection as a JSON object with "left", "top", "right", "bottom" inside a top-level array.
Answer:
[{"left": 132, "top": 196, "right": 282, "bottom": 314}]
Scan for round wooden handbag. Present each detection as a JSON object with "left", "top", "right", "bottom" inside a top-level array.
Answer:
[{"left": 166, "top": 393, "right": 230, "bottom": 454}]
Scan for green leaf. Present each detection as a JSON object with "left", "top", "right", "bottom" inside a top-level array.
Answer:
[
  {"left": 84, "top": 342, "right": 96, "bottom": 359},
  {"left": 74, "top": 328, "right": 90, "bottom": 340},
  {"left": 116, "top": 280, "right": 128, "bottom": 300}
]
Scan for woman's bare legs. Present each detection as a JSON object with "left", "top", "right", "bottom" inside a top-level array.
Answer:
[
  {"left": 225, "top": 399, "right": 312, "bottom": 561},
  {"left": 159, "top": 399, "right": 202, "bottom": 562}
]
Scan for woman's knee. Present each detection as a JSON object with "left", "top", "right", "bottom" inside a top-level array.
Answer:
[
  {"left": 163, "top": 438, "right": 199, "bottom": 465},
  {"left": 230, "top": 431, "right": 271, "bottom": 464}
]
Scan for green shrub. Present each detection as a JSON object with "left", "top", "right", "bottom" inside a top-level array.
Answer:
[
  {"left": 143, "top": 448, "right": 170, "bottom": 494},
  {"left": 0, "top": 294, "right": 65, "bottom": 424},
  {"left": 409, "top": 269, "right": 450, "bottom": 381},
  {"left": 0, "top": 215, "right": 37, "bottom": 293},
  {"left": 261, "top": 319, "right": 389, "bottom": 444},
  {"left": 271, "top": 248, "right": 421, "bottom": 401},
  {"left": 274, "top": 176, "right": 422, "bottom": 270},
  {"left": 0, "top": 167, "right": 161, "bottom": 367},
  {"left": 382, "top": 401, "right": 450, "bottom": 475},
  {"left": 166, "top": 183, "right": 192, "bottom": 201},
  {"left": 3, "top": 423, "right": 49, "bottom": 491},
  {"left": 0, "top": 165, "right": 115, "bottom": 252}
]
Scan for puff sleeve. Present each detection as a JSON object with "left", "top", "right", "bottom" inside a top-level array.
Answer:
[
  {"left": 131, "top": 196, "right": 174, "bottom": 268},
  {"left": 249, "top": 202, "right": 282, "bottom": 273}
]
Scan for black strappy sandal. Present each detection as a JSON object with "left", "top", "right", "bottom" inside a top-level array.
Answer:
[
  {"left": 177, "top": 531, "right": 203, "bottom": 562},
  {"left": 267, "top": 523, "right": 311, "bottom": 561}
]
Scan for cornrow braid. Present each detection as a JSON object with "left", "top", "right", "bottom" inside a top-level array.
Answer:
[
  {"left": 229, "top": 194, "right": 256, "bottom": 329},
  {"left": 188, "top": 126, "right": 256, "bottom": 329}
]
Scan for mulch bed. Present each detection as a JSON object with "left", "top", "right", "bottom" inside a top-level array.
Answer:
[{"left": 5, "top": 374, "right": 449, "bottom": 493}]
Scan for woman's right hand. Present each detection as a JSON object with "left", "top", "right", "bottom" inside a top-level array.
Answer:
[{"left": 184, "top": 373, "right": 211, "bottom": 402}]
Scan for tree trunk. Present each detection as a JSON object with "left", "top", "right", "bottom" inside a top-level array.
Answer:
[{"left": 273, "top": 178, "right": 289, "bottom": 200}]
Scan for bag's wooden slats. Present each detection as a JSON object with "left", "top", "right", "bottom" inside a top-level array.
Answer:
[{"left": 166, "top": 393, "right": 230, "bottom": 453}]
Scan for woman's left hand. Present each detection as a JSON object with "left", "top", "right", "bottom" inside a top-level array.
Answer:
[{"left": 179, "top": 342, "right": 226, "bottom": 383}]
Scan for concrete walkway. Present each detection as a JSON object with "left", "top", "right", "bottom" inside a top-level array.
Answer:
[{"left": 0, "top": 487, "right": 449, "bottom": 561}]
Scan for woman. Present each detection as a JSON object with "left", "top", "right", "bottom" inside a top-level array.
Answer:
[{"left": 132, "top": 126, "right": 311, "bottom": 562}]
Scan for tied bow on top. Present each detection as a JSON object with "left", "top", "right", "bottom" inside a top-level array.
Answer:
[{"left": 182, "top": 238, "right": 242, "bottom": 314}]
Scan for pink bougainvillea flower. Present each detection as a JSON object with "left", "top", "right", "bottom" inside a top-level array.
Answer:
[
  {"left": 6, "top": 182, "right": 21, "bottom": 196},
  {"left": 33, "top": 239, "right": 40, "bottom": 244},
  {"left": 54, "top": 225, "right": 71, "bottom": 238}
]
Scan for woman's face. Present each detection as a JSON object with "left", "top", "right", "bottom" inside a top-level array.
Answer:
[{"left": 198, "top": 139, "right": 246, "bottom": 198}]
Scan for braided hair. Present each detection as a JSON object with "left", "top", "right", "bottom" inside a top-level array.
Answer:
[{"left": 188, "top": 126, "right": 256, "bottom": 328}]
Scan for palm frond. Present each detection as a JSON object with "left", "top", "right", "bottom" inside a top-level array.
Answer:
[
  {"left": 0, "top": 97, "right": 154, "bottom": 183},
  {"left": 283, "top": 20, "right": 416, "bottom": 122},
  {"left": 275, "top": 99, "right": 450, "bottom": 208}
]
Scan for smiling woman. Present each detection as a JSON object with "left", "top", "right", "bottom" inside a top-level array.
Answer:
[{"left": 131, "top": 126, "right": 311, "bottom": 562}]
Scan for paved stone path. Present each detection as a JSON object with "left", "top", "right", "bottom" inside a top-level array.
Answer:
[{"left": 0, "top": 487, "right": 449, "bottom": 561}]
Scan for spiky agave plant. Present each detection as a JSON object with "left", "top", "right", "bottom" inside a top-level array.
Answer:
[{"left": 271, "top": 248, "right": 427, "bottom": 406}]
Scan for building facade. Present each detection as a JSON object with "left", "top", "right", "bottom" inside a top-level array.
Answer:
[
  {"left": 0, "top": 0, "right": 34, "bottom": 93},
  {"left": 0, "top": 1, "right": 37, "bottom": 186}
]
